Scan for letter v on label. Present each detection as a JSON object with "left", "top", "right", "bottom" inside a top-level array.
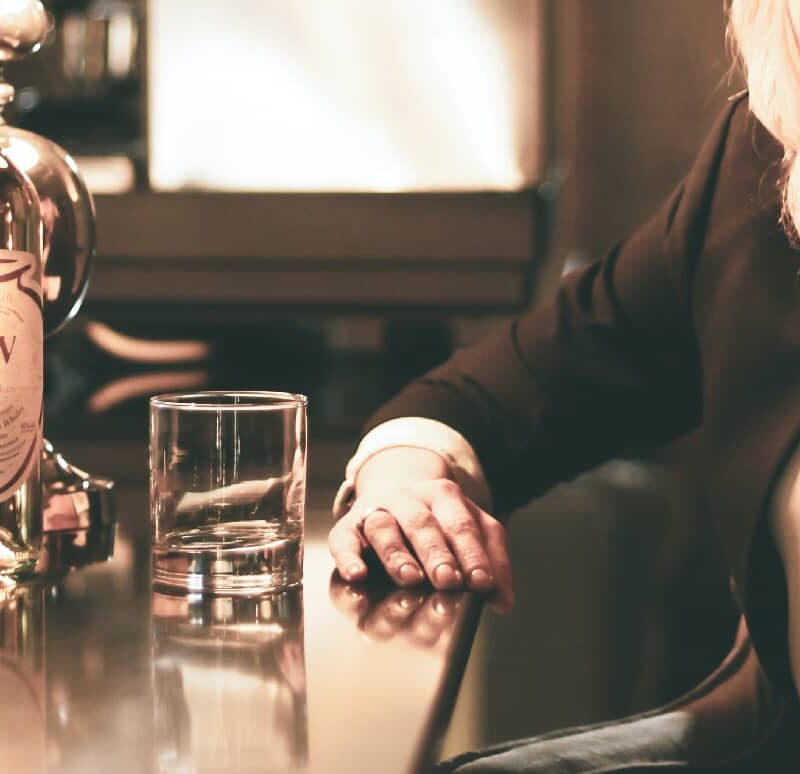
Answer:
[{"left": 0, "top": 336, "right": 16, "bottom": 364}]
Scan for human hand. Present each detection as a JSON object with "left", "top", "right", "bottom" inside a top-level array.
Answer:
[{"left": 328, "top": 449, "right": 513, "bottom": 612}]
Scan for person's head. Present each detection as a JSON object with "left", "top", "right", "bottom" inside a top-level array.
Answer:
[{"left": 729, "top": 0, "right": 800, "bottom": 237}]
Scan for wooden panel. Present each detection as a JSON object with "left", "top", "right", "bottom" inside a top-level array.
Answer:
[
  {"left": 89, "top": 190, "right": 549, "bottom": 311},
  {"left": 94, "top": 191, "right": 539, "bottom": 263},
  {"left": 87, "top": 258, "right": 529, "bottom": 311}
]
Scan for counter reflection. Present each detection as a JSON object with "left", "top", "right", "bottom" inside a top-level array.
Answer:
[
  {"left": 0, "top": 582, "right": 46, "bottom": 771},
  {"left": 328, "top": 574, "right": 464, "bottom": 652},
  {"left": 151, "top": 587, "right": 307, "bottom": 774}
]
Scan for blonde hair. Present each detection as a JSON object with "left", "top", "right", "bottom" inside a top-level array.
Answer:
[{"left": 729, "top": 0, "right": 800, "bottom": 238}]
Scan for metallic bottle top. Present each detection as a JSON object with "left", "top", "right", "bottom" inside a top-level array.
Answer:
[{"left": 0, "top": 0, "right": 47, "bottom": 62}]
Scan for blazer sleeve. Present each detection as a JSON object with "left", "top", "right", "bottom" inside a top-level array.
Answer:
[
  {"left": 367, "top": 94, "right": 800, "bottom": 692},
  {"left": 366, "top": 99, "right": 744, "bottom": 514}
]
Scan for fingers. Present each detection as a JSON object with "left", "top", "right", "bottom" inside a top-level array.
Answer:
[
  {"left": 431, "top": 482, "right": 495, "bottom": 592},
  {"left": 328, "top": 480, "right": 514, "bottom": 608},
  {"left": 360, "top": 508, "right": 427, "bottom": 586},
  {"left": 475, "top": 507, "right": 514, "bottom": 614},
  {"left": 330, "top": 507, "right": 427, "bottom": 587},
  {"left": 384, "top": 494, "right": 463, "bottom": 590},
  {"left": 328, "top": 518, "right": 369, "bottom": 583}
]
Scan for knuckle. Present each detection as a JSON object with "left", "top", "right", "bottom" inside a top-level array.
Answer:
[
  {"left": 405, "top": 510, "right": 435, "bottom": 532},
  {"left": 419, "top": 541, "right": 450, "bottom": 564},
  {"left": 327, "top": 524, "right": 348, "bottom": 550},
  {"left": 382, "top": 543, "right": 407, "bottom": 565},
  {"left": 435, "top": 478, "right": 461, "bottom": 497},
  {"left": 364, "top": 510, "right": 395, "bottom": 531},
  {"left": 458, "top": 548, "right": 487, "bottom": 567},
  {"left": 449, "top": 518, "right": 480, "bottom": 540},
  {"left": 485, "top": 519, "right": 505, "bottom": 539},
  {"left": 327, "top": 529, "right": 339, "bottom": 551}
]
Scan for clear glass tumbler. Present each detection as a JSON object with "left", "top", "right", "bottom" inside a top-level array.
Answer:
[{"left": 149, "top": 391, "right": 307, "bottom": 593}]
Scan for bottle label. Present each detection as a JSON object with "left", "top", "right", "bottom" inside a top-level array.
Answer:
[{"left": 0, "top": 251, "right": 42, "bottom": 498}]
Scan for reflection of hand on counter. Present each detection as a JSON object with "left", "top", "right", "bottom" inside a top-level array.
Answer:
[{"left": 329, "top": 573, "right": 462, "bottom": 651}]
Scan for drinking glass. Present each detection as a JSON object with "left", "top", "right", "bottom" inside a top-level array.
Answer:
[{"left": 149, "top": 391, "right": 307, "bottom": 593}]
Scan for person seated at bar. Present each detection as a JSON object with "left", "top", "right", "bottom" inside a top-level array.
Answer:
[{"left": 329, "top": 0, "right": 800, "bottom": 767}]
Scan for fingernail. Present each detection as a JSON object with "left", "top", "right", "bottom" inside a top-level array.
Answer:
[
  {"left": 433, "top": 563, "right": 458, "bottom": 587},
  {"left": 399, "top": 563, "right": 423, "bottom": 583},
  {"left": 345, "top": 562, "right": 365, "bottom": 580},
  {"left": 469, "top": 568, "right": 494, "bottom": 590}
]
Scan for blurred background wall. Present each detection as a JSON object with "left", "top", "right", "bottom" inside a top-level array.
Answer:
[{"left": 547, "top": 0, "right": 741, "bottom": 285}]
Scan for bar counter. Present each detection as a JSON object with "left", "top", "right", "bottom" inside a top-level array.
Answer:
[
  {"left": 19, "top": 324, "right": 800, "bottom": 773},
  {"left": 12, "top": 432, "right": 800, "bottom": 774},
  {"left": 0, "top": 437, "right": 482, "bottom": 774}
]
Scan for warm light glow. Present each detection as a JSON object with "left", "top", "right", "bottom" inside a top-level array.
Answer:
[
  {"left": 85, "top": 320, "right": 211, "bottom": 363},
  {"left": 107, "top": 12, "right": 137, "bottom": 79},
  {"left": 73, "top": 156, "right": 135, "bottom": 195},
  {"left": 87, "top": 369, "right": 208, "bottom": 413},
  {"left": 148, "top": 0, "right": 543, "bottom": 192},
  {"left": 0, "top": 0, "right": 38, "bottom": 14},
  {"left": 4, "top": 139, "right": 38, "bottom": 173}
]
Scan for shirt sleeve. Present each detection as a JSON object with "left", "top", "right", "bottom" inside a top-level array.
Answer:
[
  {"left": 332, "top": 417, "right": 492, "bottom": 520},
  {"left": 365, "top": 101, "right": 746, "bottom": 515}
]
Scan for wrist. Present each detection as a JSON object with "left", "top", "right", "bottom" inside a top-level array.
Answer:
[
  {"left": 355, "top": 446, "right": 452, "bottom": 498},
  {"left": 331, "top": 417, "right": 493, "bottom": 521}
]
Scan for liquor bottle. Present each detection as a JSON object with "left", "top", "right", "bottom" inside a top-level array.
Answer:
[
  {"left": 0, "top": 0, "right": 88, "bottom": 339},
  {"left": 0, "top": 0, "right": 116, "bottom": 580},
  {"left": 0, "top": 137, "right": 42, "bottom": 577},
  {"left": 0, "top": 1, "right": 47, "bottom": 576}
]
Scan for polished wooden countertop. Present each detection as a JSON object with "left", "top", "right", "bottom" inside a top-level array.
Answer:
[
  {"left": 27, "top": 328, "right": 800, "bottom": 771},
  {"left": 0, "top": 442, "right": 482, "bottom": 774}
]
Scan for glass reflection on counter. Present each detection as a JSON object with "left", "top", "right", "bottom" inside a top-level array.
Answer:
[
  {"left": 0, "top": 582, "right": 46, "bottom": 770},
  {"left": 152, "top": 587, "right": 307, "bottom": 773}
]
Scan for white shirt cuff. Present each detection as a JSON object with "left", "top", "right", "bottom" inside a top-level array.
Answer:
[{"left": 332, "top": 417, "right": 492, "bottom": 519}]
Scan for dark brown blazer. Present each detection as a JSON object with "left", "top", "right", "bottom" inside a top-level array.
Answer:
[{"left": 368, "top": 94, "right": 799, "bottom": 693}]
